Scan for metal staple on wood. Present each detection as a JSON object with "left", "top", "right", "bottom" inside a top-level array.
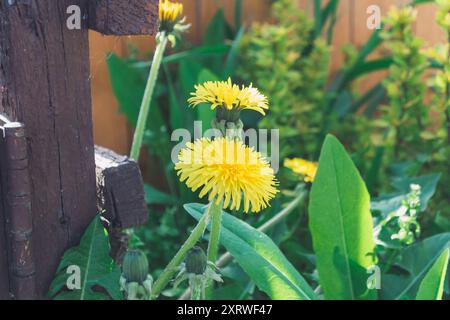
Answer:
[{"left": 0, "top": 115, "right": 36, "bottom": 299}]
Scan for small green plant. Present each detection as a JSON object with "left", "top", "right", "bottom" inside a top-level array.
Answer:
[
  {"left": 379, "top": 7, "right": 430, "bottom": 158},
  {"left": 48, "top": 216, "right": 122, "bottom": 300},
  {"left": 239, "top": 0, "right": 330, "bottom": 158}
]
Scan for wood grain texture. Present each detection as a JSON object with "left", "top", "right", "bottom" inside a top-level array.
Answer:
[
  {"left": 0, "top": 120, "right": 12, "bottom": 299},
  {"left": 0, "top": 123, "right": 36, "bottom": 300},
  {"left": 0, "top": 0, "right": 97, "bottom": 298},
  {"left": 95, "top": 146, "right": 148, "bottom": 229},
  {"left": 89, "top": 0, "right": 159, "bottom": 35}
]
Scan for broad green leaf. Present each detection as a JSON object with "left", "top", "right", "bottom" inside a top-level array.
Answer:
[
  {"left": 203, "top": 9, "right": 227, "bottom": 74},
  {"left": 107, "top": 53, "right": 165, "bottom": 132},
  {"left": 162, "top": 64, "right": 184, "bottom": 130},
  {"left": 347, "top": 58, "right": 393, "bottom": 83},
  {"left": 381, "top": 233, "right": 450, "bottom": 300},
  {"left": 196, "top": 69, "right": 219, "bottom": 129},
  {"left": 313, "top": 0, "right": 323, "bottom": 37},
  {"left": 411, "top": 0, "right": 433, "bottom": 4},
  {"left": 164, "top": 45, "right": 230, "bottom": 65},
  {"left": 131, "top": 45, "right": 232, "bottom": 68},
  {"left": 179, "top": 59, "right": 202, "bottom": 102},
  {"left": 416, "top": 249, "right": 449, "bottom": 300},
  {"left": 223, "top": 27, "right": 245, "bottom": 78},
  {"left": 309, "top": 135, "right": 377, "bottom": 300},
  {"left": 234, "top": 0, "right": 242, "bottom": 32},
  {"left": 144, "top": 184, "right": 177, "bottom": 205},
  {"left": 391, "top": 174, "right": 441, "bottom": 211},
  {"left": 185, "top": 203, "right": 317, "bottom": 300},
  {"left": 48, "top": 216, "right": 122, "bottom": 300},
  {"left": 372, "top": 173, "right": 441, "bottom": 217},
  {"left": 365, "top": 145, "right": 385, "bottom": 194}
]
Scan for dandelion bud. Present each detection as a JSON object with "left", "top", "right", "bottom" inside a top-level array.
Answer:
[
  {"left": 185, "top": 246, "right": 207, "bottom": 275},
  {"left": 122, "top": 250, "right": 149, "bottom": 284}
]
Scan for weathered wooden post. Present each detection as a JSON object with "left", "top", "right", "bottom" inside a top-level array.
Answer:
[{"left": 0, "top": 0, "right": 158, "bottom": 299}]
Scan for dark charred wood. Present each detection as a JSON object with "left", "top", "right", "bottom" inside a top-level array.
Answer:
[
  {"left": 95, "top": 146, "right": 148, "bottom": 229},
  {"left": 0, "top": 122, "right": 37, "bottom": 299},
  {"left": 0, "top": 0, "right": 97, "bottom": 298},
  {"left": 89, "top": 0, "right": 159, "bottom": 35},
  {"left": 0, "top": 0, "right": 158, "bottom": 299}
]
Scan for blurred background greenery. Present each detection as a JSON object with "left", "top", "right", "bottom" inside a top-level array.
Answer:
[{"left": 86, "top": 0, "right": 450, "bottom": 299}]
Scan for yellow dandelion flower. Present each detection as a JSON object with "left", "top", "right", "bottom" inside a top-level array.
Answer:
[
  {"left": 175, "top": 138, "right": 279, "bottom": 213},
  {"left": 159, "top": 0, "right": 184, "bottom": 23},
  {"left": 284, "top": 158, "right": 318, "bottom": 183},
  {"left": 188, "top": 78, "right": 269, "bottom": 115}
]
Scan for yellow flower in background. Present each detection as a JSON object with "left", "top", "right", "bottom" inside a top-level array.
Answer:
[
  {"left": 188, "top": 78, "right": 269, "bottom": 115},
  {"left": 175, "top": 138, "right": 279, "bottom": 213},
  {"left": 159, "top": 0, "right": 183, "bottom": 24},
  {"left": 284, "top": 158, "right": 318, "bottom": 183}
]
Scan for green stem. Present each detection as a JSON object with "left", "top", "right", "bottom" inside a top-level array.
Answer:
[
  {"left": 204, "top": 201, "right": 223, "bottom": 299},
  {"left": 151, "top": 204, "right": 211, "bottom": 299},
  {"left": 178, "top": 186, "right": 308, "bottom": 300},
  {"left": 207, "top": 202, "right": 223, "bottom": 263},
  {"left": 130, "top": 33, "right": 168, "bottom": 161},
  {"left": 190, "top": 278, "right": 203, "bottom": 300}
]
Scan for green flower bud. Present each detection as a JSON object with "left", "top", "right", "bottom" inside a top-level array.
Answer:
[
  {"left": 185, "top": 246, "right": 207, "bottom": 275},
  {"left": 122, "top": 250, "right": 149, "bottom": 284},
  {"left": 216, "top": 107, "right": 241, "bottom": 124}
]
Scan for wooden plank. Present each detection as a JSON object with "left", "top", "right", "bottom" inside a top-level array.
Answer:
[
  {"left": 95, "top": 146, "right": 148, "bottom": 229},
  {"left": 0, "top": 0, "right": 97, "bottom": 297},
  {"left": 0, "top": 119, "right": 11, "bottom": 299},
  {"left": 0, "top": 122, "right": 36, "bottom": 299},
  {"left": 89, "top": 0, "right": 159, "bottom": 35}
]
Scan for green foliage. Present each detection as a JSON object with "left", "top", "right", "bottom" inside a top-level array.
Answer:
[
  {"left": 96, "top": 0, "right": 450, "bottom": 301},
  {"left": 48, "top": 216, "right": 122, "bottom": 300},
  {"left": 416, "top": 249, "right": 449, "bottom": 300},
  {"left": 185, "top": 203, "right": 316, "bottom": 300},
  {"left": 381, "top": 233, "right": 450, "bottom": 299},
  {"left": 309, "top": 135, "right": 377, "bottom": 300},
  {"left": 239, "top": 0, "right": 330, "bottom": 158},
  {"left": 379, "top": 7, "right": 430, "bottom": 157}
]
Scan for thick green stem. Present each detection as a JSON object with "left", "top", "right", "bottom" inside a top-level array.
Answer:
[
  {"left": 190, "top": 278, "right": 203, "bottom": 300},
  {"left": 130, "top": 33, "right": 168, "bottom": 161},
  {"left": 204, "top": 201, "right": 223, "bottom": 299},
  {"left": 207, "top": 202, "right": 223, "bottom": 263},
  {"left": 151, "top": 204, "right": 211, "bottom": 299}
]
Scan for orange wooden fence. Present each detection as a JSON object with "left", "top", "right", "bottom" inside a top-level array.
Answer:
[{"left": 89, "top": 0, "right": 445, "bottom": 155}]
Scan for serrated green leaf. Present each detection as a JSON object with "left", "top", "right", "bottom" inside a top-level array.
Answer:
[
  {"left": 48, "top": 216, "right": 122, "bottom": 300},
  {"left": 309, "top": 135, "right": 377, "bottom": 300},
  {"left": 185, "top": 203, "right": 316, "bottom": 300}
]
